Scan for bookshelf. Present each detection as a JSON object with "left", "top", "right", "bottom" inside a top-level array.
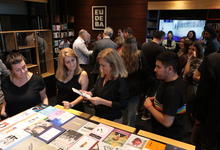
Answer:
[{"left": 0, "top": 29, "right": 54, "bottom": 78}]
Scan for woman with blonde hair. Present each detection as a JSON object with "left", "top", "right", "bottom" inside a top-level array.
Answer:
[
  {"left": 84, "top": 48, "right": 129, "bottom": 121},
  {"left": 56, "top": 48, "right": 89, "bottom": 111}
]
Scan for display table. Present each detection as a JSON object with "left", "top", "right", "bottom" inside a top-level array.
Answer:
[
  {"left": 0, "top": 105, "right": 195, "bottom": 150},
  {"left": 90, "top": 116, "right": 136, "bottom": 133},
  {"left": 138, "top": 130, "right": 195, "bottom": 150}
]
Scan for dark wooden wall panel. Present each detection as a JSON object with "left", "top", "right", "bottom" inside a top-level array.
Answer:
[{"left": 72, "top": 0, "right": 147, "bottom": 44}]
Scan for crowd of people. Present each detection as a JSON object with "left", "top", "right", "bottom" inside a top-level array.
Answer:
[{"left": 0, "top": 25, "right": 220, "bottom": 150}]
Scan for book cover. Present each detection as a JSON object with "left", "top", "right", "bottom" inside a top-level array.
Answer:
[
  {"left": 47, "top": 109, "right": 65, "bottom": 120},
  {"left": 30, "top": 104, "right": 49, "bottom": 112},
  {"left": 77, "top": 122, "right": 98, "bottom": 135},
  {"left": 92, "top": 142, "right": 115, "bottom": 150},
  {"left": 102, "top": 128, "right": 131, "bottom": 147},
  {"left": 89, "top": 124, "right": 114, "bottom": 141},
  {"left": 49, "top": 130, "right": 83, "bottom": 150},
  {"left": 24, "top": 118, "right": 53, "bottom": 136},
  {"left": 0, "top": 129, "right": 31, "bottom": 150},
  {"left": 70, "top": 135, "right": 98, "bottom": 150},
  {"left": 2, "top": 113, "right": 46, "bottom": 134},
  {"left": 0, "top": 109, "right": 36, "bottom": 132},
  {"left": 11, "top": 136, "right": 57, "bottom": 150},
  {"left": 72, "top": 88, "right": 91, "bottom": 98},
  {"left": 48, "top": 111, "right": 75, "bottom": 126},
  {"left": 37, "top": 126, "right": 66, "bottom": 144},
  {"left": 165, "top": 144, "right": 185, "bottom": 150},
  {"left": 61, "top": 117, "right": 88, "bottom": 131},
  {"left": 143, "top": 140, "right": 166, "bottom": 150},
  {"left": 39, "top": 106, "right": 58, "bottom": 117},
  {"left": 123, "top": 134, "right": 149, "bottom": 150}
]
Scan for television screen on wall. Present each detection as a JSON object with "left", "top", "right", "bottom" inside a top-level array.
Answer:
[{"left": 159, "top": 20, "right": 206, "bottom": 41}]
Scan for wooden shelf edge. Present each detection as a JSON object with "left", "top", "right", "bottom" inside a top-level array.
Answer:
[
  {"left": 138, "top": 130, "right": 195, "bottom": 150},
  {"left": 26, "top": 64, "right": 38, "bottom": 69},
  {"left": 90, "top": 116, "right": 136, "bottom": 133},
  {"left": 54, "top": 105, "right": 91, "bottom": 119},
  {"left": 41, "top": 72, "right": 55, "bottom": 78},
  {"left": 0, "top": 29, "right": 51, "bottom": 34},
  {"left": 18, "top": 45, "right": 36, "bottom": 50}
]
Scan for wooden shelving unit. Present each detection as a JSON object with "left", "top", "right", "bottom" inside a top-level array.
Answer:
[{"left": 0, "top": 29, "right": 54, "bottom": 78}]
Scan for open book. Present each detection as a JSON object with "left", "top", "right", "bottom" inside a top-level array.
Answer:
[{"left": 72, "top": 88, "right": 91, "bottom": 98}]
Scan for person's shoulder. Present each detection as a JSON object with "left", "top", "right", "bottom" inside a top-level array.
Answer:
[
  {"left": 2, "top": 76, "right": 10, "bottom": 85},
  {"left": 31, "top": 74, "right": 43, "bottom": 82},
  {"left": 80, "top": 70, "right": 88, "bottom": 77}
]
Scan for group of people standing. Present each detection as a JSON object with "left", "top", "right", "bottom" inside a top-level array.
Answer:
[{"left": 0, "top": 25, "right": 220, "bottom": 150}]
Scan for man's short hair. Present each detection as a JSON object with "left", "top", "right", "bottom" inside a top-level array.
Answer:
[
  {"left": 79, "top": 29, "right": 86, "bottom": 36},
  {"left": 123, "top": 27, "right": 133, "bottom": 35},
  {"left": 104, "top": 27, "right": 113, "bottom": 38},
  {"left": 204, "top": 25, "right": 217, "bottom": 39},
  {"left": 156, "top": 51, "right": 180, "bottom": 73},
  {"left": 153, "top": 30, "right": 165, "bottom": 40}
]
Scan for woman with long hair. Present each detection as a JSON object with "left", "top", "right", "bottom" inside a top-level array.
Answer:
[
  {"left": 120, "top": 37, "right": 146, "bottom": 127},
  {"left": 56, "top": 48, "right": 89, "bottom": 111},
  {"left": 84, "top": 48, "right": 129, "bottom": 122}
]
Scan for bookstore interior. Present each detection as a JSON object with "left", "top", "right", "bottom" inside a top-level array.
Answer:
[{"left": 1, "top": 0, "right": 220, "bottom": 150}]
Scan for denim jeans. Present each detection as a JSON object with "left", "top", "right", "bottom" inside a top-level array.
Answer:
[{"left": 123, "top": 96, "right": 140, "bottom": 127}]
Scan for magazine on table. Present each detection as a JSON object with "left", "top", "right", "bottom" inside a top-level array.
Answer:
[{"left": 49, "top": 130, "right": 83, "bottom": 150}]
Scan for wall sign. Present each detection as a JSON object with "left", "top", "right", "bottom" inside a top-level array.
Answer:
[{"left": 92, "top": 6, "right": 107, "bottom": 30}]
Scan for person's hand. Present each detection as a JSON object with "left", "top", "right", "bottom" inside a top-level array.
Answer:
[
  {"left": 144, "top": 97, "right": 155, "bottom": 109},
  {"left": 62, "top": 101, "right": 72, "bottom": 109},
  {"left": 0, "top": 111, "right": 7, "bottom": 118},
  {"left": 87, "top": 97, "right": 103, "bottom": 105},
  {"left": 80, "top": 90, "right": 93, "bottom": 98}
]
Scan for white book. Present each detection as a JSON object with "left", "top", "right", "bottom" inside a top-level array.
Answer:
[
  {"left": 70, "top": 135, "right": 98, "bottom": 150},
  {"left": 77, "top": 122, "right": 98, "bottom": 135},
  {"left": 0, "top": 129, "right": 31, "bottom": 150},
  {"left": 72, "top": 88, "right": 91, "bottom": 98},
  {"left": 123, "top": 134, "right": 149, "bottom": 150}
]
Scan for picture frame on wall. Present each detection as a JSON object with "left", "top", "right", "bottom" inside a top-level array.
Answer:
[{"left": 92, "top": 6, "right": 107, "bottom": 30}]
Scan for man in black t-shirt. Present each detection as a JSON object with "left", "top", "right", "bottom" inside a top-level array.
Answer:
[
  {"left": 141, "top": 30, "right": 165, "bottom": 96},
  {"left": 144, "top": 52, "right": 186, "bottom": 140}
]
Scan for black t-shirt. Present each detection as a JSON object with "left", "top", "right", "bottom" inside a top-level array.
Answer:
[
  {"left": 2, "top": 75, "right": 45, "bottom": 117},
  {"left": 91, "top": 77, "right": 129, "bottom": 121},
  {"left": 141, "top": 41, "right": 165, "bottom": 75},
  {"left": 152, "top": 77, "right": 186, "bottom": 140},
  {"left": 56, "top": 73, "right": 84, "bottom": 111}
]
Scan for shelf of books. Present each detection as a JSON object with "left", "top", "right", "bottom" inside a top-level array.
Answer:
[{"left": 0, "top": 105, "right": 195, "bottom": 150}]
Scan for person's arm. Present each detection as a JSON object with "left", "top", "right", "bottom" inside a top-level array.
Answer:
[
  {"left": 0, "top": 59, "right": 10, "bottom": 76},
  {"left": 183, "top": 60, "right": 191, "bottom": 76},
  {"left": 63, "top": 71, "right": 89, "bottom": 109},
  {"left": 39, "top": 88, "right": 49, "bottom": 105},
  {"left": 0, "top": 100, "right": 7, "bottom": 117},
  {"left": 87, "top": 78, "right": 129, "bottom": 109},
  {"left": 144, "top": 97, "right": 175, "bottom": 127},
  {"left": 87, "top": 96, "right": 112, "bottom": 107},
  {"left": 168, "top": 41, "right": 176, "bottom": 50},
  {"left": 78, "top": 42, "right": 93, "bottom": 56},
  {"left": 193, "top": 69, "right": 201, "bottom": 81}
]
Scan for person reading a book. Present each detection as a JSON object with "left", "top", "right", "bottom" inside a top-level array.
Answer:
[
  {"left": 55, "top": 48, "right": 89, "bottom": 111},
  {"left": 1, "top": 52, "right": 48, "bottom": 118},
  {"left": 83, "top": 48, "right": 129, "bottom": 122}
]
